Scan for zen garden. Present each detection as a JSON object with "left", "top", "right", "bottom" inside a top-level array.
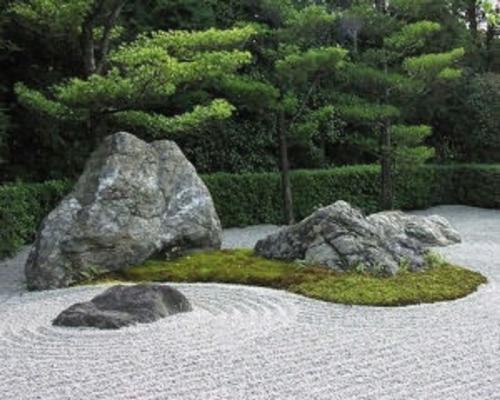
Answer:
[{"left": 0, "top": 0, "right": 499, "bottom": 399}]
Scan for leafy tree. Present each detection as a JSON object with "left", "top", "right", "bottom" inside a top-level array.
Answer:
[
  {"left": 452, "top": 72, "right": 500, "bottom": 161},
  {"left": 332, "top": 0, "right": 464, "bottom": 209},
  {"left": 220, "top": 3, "right": 347, "bottom": 223},
  {"left": 14, "top": 25, "right": 257, "bottom": 143},
  {"left": 274, "top": 45, "right": 348, "bottom": 223},
  {"left": 122, "top": 0, "right": 216, "bottom": 32},
  {"left": 10, "top": 0, "right": 128, "bottom": 77}
]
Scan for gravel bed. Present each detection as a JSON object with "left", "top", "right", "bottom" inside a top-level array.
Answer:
[
  {"left": 0, "top": 205, "right": 499, "bottom": 400},
  {"left": 222, "top": 224, "right": 280, "bottom": 249}
]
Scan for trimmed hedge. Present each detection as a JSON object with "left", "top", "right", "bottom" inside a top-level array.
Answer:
[
  {"left": 0, "top": 180, "right": 73, "bottom": 258},
  {"left": 1, "top": 164, "right": 499, "bottom": 258},
  {"left": 205, "top": 164, "right": 500, "bottom": 227},
  {"left": 204, "top": 165, "right": 381, "bottom": 226}
]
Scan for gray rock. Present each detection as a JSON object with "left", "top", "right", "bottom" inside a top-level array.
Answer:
[
  {"left": 26, "top": 132, "right": 222, "bottom": 290},
  {"left": 368, "top": 211, "right": 461, "bottom": 246},
  {"left": 53, "top": 284, "right": 192, "bottom": 329},
  {"left": 255, "top": 201, "right": 461, "bottom": 275}
]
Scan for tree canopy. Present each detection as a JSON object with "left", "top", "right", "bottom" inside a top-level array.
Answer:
[{"left": 0, "top": 0, "right": 498, "bottom": 199}]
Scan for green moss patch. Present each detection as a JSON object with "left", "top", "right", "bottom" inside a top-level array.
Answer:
[{"left": 97, "top": 249, "right": 487, "bottom": 307}]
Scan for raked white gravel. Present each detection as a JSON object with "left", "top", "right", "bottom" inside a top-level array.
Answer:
[{"left": 0, "top": 205, "right": 499, "bottom": 400}]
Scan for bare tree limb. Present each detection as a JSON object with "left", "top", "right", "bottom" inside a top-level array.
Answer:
[
  {"left": 80, "top": 0, "right": 107, "bottom": 77},
  {"left": 96, "top": 0, "right": 126, "bottom": 75}
]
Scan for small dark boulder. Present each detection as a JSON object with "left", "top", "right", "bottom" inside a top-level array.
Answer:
[{"left": 53, "top": 284, "right": 192, "bottom": 329}]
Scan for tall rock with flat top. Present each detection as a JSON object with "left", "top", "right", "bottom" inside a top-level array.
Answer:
[{"left": 26, "top": 132, "right": 222, "bottom": 290}]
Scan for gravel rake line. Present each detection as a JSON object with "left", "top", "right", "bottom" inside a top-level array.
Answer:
[{"left": 0, "top": 206, "right": 499, "bottom": 400}]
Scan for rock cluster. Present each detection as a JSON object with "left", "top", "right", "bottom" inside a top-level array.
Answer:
[
  {"left": 53, "top": 284, "right": 192, "bottom": 329},
  {"left": 255, "top": 201, "right": 460, "bottom": 275},
  {"left": 26, "top": 132, "right": 222, "bottom": 290}
]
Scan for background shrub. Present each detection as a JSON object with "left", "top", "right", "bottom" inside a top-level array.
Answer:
[
  {"left": 449, "top": 74, "right": 500, "bottom": 163},
  {"left": 1, "top": 164, "right": 498, "bottom": 259},
  {"left": 451, "top": 164, "right": 500, "bottom": 208},
  {"left": 204, "top": 164, "right": 499, "bottom": 226},
  {"left": 0, "top": 180, "right": 72, "bottom": 258}
]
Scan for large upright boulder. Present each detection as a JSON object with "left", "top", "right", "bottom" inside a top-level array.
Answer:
[
  {"left": 255, "top": 201, "right": 460, "bottom": 275},
  {"left": 26, "top": 132, "right": 222, "bottom": 290}
]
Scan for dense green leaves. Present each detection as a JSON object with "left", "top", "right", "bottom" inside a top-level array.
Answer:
[
  {"left": 132, "top": 25, "right": 258, "bottom": 57},
  {"left": 15, "top": 25, "right": 257, "bottom": 138},
  {"left": 392, "top": 124, "right": 432, "bottom": 146},
  {"left": 15, "top": 83, "right": 78, "bottom": 120},
  {"left": 338, "top": 63, "right": 416, "bottom": 95},
  {"left": 385, "top": 21, "right": 441, "bottom": 53},
  {"left": 0, "top": 105, "right": 9, "bottom": 160},
  {"left": 404, "top": 48, "right": 465, "bottom": 81},
  {"left": 0, "top": 0, "right": 499, "bottom": 182},
  {"left": 276, "top": 46, "right": 348, "bottom": 86},
  {"left": 114, "top": 99, "right": 235, "bottom": 136},
  {"left": 336, "top": 99, "right": 401, "bottom": 124},
  {"left": 10, "top": 0, "right": 92, "bottom": 32}
]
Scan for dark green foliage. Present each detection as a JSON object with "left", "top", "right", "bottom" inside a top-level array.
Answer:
[
  {"left": 204, "top": 164, "right": 500, "bottom": 226},
  {"left": 204, "top": 171, "right": 283, "bottom": 226},
  {"left": 450, "top": 164, "right": 500, "bottom": 208},
  {"left": 0, "top": 0, "right": 497, "bottom": 180},
  {"left": 0, "top": 180, "right": 72, "bottom": 258},
  {"left": 455, "top": 73, "right": 500, "bottom": 162},
  {"left": 290, "top": 166, "right": 380, "bottom": 218},
  {"left": 0, "top": 105, "right": 8, "bottom": 161},
  {"left": 0, "top": 164, "right": 498, "bottom": 258},
  {"left": 174, "top": 118, "right": 278, "bottom": 173},
  {"left": 123, "top": 0, "right": 217, "bottom": 32}
]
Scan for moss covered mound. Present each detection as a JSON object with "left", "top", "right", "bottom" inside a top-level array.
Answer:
[{"left": 97, "top": 249, "right": 487, "bottom": 307}]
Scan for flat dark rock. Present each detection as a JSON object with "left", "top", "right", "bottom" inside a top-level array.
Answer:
[{"left": 53, "top": 284, "right": 192, "bottom": 329}]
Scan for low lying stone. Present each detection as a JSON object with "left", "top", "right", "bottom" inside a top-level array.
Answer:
[
  {"left": 53, "top": 284, "right": 192, "bottom": 329},
  {"left": 368, "top": 211, "right": 461, "bottom": 246},
  {"left": 255, "top": 201, "right": 461, "bottom": 275}
]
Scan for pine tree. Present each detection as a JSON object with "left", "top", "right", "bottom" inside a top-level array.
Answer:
[
  {"left": 332, "top": 0, "right": 464, "bottom": 209},
  {"left": 14, "top": 25, "right": 257, "bottom": 140},
  {"left": 10, "top": 0, "right": 130, "bottom": 77},
  {"left": 219, "top": 3, "right": 347, "bottom": 223}
]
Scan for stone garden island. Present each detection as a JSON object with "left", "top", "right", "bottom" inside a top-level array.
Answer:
[{"left": 1, "top": 0, "right": 499, "bottom": 398}]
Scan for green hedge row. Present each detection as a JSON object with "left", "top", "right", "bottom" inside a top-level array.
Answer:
[
  {"left": 0, "top": 180, "right": 73, "bottom": 258},
  {"left": 204, "top": 164, "right": 500, "bottom": 226},
  {"left": 1, "top": 164, "right": 499, "bottom": 258}
]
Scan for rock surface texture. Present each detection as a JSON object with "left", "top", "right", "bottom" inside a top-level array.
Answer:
[
  {"left": 53, "top": 284, "right": 192, "bottom": 329},
  {"left": 255, "top": 201, "right": 460, "bottom": 275},
  {"left": 26, "top": 132, "right": 222, "bottom": 290}
]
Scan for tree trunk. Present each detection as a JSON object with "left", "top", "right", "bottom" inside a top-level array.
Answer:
[
  {"left": 466, "top": 1, "right": 478, "bottom": 40},
  {"left": 485, "top": 4, "right": 500, "bottom": 70},
  {"left": 353, "top": 31, "right": 359, "bottom": 56},
  {"left": 81, "top": 24, "right": 96, "bottom": 77},
  {"left": 380, "top": 122, "right": 393, "bottom": 210},
  {"left": 80, "top": 0, "right": 125, "bottom": 77},
  {"left": 96, "top": 0, "right": 126, "bottom": 75},
  {"left": 374, "top": 0, "right": 386, "bottom": 12},
  {"left": 278, "top": 108, "right": 295, "bottom": 225}
]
